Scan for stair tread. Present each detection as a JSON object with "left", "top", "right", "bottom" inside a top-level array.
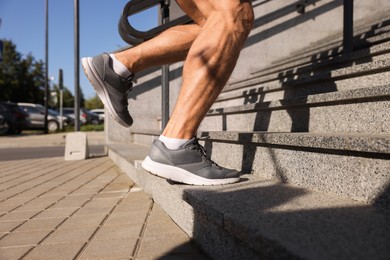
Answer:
[
  {"left": 185, "top": 175, "right": 390, "bottom": 259},
  {"left": 108, "top": 143, "right": 390, "bottom": 259},
  {"left": 211, "top": 84, "right": 390, "bottom": 115},
  {"left": 265, "top": 22, "right": 390, "bottom": 72},
  {"left": 242, "top": 40, "right": 390, "bottom": 86},
  {"left": 200, "top": 131, "right": 390, "bottom": 155},
  {"left": 225, "top": 54, "right": 390, "bottom": 93}
]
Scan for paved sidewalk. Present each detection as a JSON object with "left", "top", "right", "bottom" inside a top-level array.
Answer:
[{"left": 0, "top": 133, "right": 208, "bottom": 260}]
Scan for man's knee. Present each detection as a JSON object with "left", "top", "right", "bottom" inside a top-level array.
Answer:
[
  {"left": 237, "top": 2, "right": 254, "bottom": 32},
  {"left": 220, "top": 1, "right": 254, "bottom": 37}
]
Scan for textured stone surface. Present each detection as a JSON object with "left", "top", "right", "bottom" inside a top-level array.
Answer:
[
  {"left": 247, "top": 36, "right": 390, "bottom": 80},
  {"left": 199, "top": 132, "right": 390, "bottom": 204},
  {"left": 0, "top": 139, "right": 206, "bottom": 259},
  {"left": 109, "top": 144, "right": 390, "bottom": 260},
  {"left": 185, "top": 180, "right": 390, "bottom": 260},
  {"left": 202, "top": 87, "right": 390, "bottom": 134}
]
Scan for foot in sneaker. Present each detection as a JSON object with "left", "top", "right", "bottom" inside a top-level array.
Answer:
[
  {"left": 81, "top": 53, "right": 134, "bottom": 127},
  {"left": 141, "top": 137, "right": 241, "bottom": 185}
]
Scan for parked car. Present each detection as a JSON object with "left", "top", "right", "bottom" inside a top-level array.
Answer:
[
  {"left": 0, "top": 114, "right": 7, "bottom": 135},
  {"left": 0, "top": 102, "right": 30, "bottom": 134},
  {"left": 17, "top": 103, "right": 68, "bottom": 132},
  {"left": 48, "top": 109, "right": 73, "bottom": 126},
  {"left": 90, "top": 108, "right": 105, "bottom": 122},
  {"left": 62, "top": 108, "right": 101, "bottom": 125}
]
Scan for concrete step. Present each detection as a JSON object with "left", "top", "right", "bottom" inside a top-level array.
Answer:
[
  {"left": 243, "top": 28, "right": 390, "bottom": 84},
  {"left": 225, "top": 51, "right": 390, "bottom": 95},
  {"left": 305, "top": 8, "right": 390, "bottom": 49},
  {"left": 117, "top": 130, "right": 390, "bottom": 206},
  {"left": 221, "top": 57, "right": 390, "bottom": 108},
  {"left": 203, "top": 84, "right": 390, "bottom": 134},
  {"left": 237, "top": 40, "right": 390, "bottom": 88},
  {"left": 196, "top": 131, "right": 390, "bottom": 206},
  {"left": 281, "top": 21, "right": 390, "bottom": 66},
  {"left": 289, "top": 13, "right": 390, "bottom": 54},
  {"left": 266, "top": 19, "right": 390, "bottom": 71},
  {"left": 108, "top": 142, "right": 390, "bottom": 260}
]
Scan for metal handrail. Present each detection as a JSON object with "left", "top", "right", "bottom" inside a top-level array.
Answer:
[{"left": 118, "top": 0, "right": 192, "bottom": 45}]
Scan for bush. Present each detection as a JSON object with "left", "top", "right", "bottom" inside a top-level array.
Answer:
[
  {"left": 81, "top": 124, "right": 104, "bottom": 132},
  {"left": 58, "top": 124, "right": 104, "bottom": 133}
]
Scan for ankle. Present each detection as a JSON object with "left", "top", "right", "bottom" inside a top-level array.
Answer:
[
  {"left": 114, "top": 52, "right": 136, "bottom": 74},
  {"left": 159, "top": 135, "right": 190, "bottom": 150}
]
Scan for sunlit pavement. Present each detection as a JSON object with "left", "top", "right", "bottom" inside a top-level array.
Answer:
[{"left": 0, "top": 132, "right": 208, "bottom": 259}]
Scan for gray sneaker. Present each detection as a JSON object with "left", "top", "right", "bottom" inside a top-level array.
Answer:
[
  {"left": 141, "top": 137, "right": 241, "bottom": 185},
  {"left": 81, "top": 53, "right": 134, "bottom": 127}
]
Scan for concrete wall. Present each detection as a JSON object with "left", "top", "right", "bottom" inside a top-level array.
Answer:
[{"left": 107, "top": 0, "right": 390, "bottom": 144}]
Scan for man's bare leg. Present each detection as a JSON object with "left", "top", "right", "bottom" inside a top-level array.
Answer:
[
  {"left": 114, "top": 0, "right": 206, "bottom": 74},
  {"left": 162, "top": 0, "right": 254, "bottom": 139},
  {"left": 140, "top": 0, "right": 253, "bottom": 185},
  {"left": 115, "top": 24, "right": 200, "bottom": 74}
]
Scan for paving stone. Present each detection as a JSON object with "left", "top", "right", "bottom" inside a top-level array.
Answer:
[
  {"left": 136, "top": 203, "right": 204, "bottom": 259},
  {"left": 145, "top": 205, "right": 188, "bottom": 238},
  {"left": 0, "top": 246, "right": 33, "bottom": 260},
  {"left": 0, "top": 210, "right": 41, "bottom": 221},
  {"left": 101, "top": 174, "right": 134, "bottom": 193},
  {"left": 16, "top": 198, "right": 57, "bottom": 211},
  {"left": 0, "top": 230, "right": 50, "bottom": 247},
  {"left": 104, "top": 210, "right": 147, "bottom": 226},
  {"left": 137, "top": 236, "right": 196, "bottom": 259},
  {"left": 72, "top": 205, "right": 112, "bottom": 217},
  {"left": 24, "top": 242, "right": 84, "bottom": 260},
  {"left": 79, "top": 238, "right": 137, "bottom": 260},
  {"left": 114, "top": 192, "right": 152, "bottom": 212},
  {"left": 33, "top": 208, "right": 78, "bottom": 219},
  {"left": 93, "top": 191, "right": 127, "bottom": 199},
  {"left": 15, "top": 218, "right": 65, "bottom": 232},
  {"left": 0, "top": 220, "right": 25, "bottom": 233},
  {"left": 0, "top": 133, "right": 208, "bottom": 259},
  {"left": 58, "top": 213, "right": 106, "bottom": 229},
  {"left": 92, "top": 223, "right": 144, "bottom": 241},
  {"left": 42, "top": 226, "right": 97, "bottom": 245},
  {"left": 49, "top": 194, "right": 94, "bottom": 209},
  {"left": 83, "top": 197, "right": 121, "bottom": 210},
  {"left": 0, "top": 198, "right": 30, "bottom": 208}
]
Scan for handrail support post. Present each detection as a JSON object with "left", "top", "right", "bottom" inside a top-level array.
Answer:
[
  {"left": 343, "top": 0, "right": 354, "bottom": 53},
  {"left": 161, "top": 0, "right": 170, "bottom": 130}
]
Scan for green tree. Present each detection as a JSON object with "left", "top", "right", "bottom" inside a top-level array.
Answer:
[
  {"left": 84, "top": 94, "right": 103, "bottom": 110},
  {"left": 0, "top": 39, "right": 45, "bottom": 103},
  {"left": 52, "top": 83, "right": 86, "bottom": 109}
]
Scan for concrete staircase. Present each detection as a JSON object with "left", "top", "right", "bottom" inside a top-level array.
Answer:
[{"left": 107, "top": 11, "right": 390, "bottom": 260}]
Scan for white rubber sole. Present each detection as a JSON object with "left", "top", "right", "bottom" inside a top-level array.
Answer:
[
  {"left": 81, "top": 57, "right": 130, "bottom": 127},
  {"left": 141, "top": 156, "right": 240, "bottom": 186}
]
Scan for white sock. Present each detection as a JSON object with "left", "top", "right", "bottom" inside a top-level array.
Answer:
[
  {"left": 109, "top": 54, "right": 132, "bottom": 78},
  {"left": 159, "top": 135, "right": 189, "bottom": 150}
]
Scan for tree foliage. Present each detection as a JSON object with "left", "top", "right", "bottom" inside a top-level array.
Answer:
[
  {"left": 84, "top": 94, "right": 103, "bottom": 110},
  {"left": 51, "top": 84, "right": 86, "bottom": 109},
  {"left": 0, "top": 40, "right": 45, "bottom": 103},
  {"left": 1, "top": 39, "right": 93, "bottom": 110}
]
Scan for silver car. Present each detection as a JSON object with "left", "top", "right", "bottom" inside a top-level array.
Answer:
[{"left": 17, "top": 103, "right": 67, "bottom": 132}]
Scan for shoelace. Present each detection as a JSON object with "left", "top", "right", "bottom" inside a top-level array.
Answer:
[
  {"left": 189, "top": 137, "right": 222, "bottom": 169},
  {"left": 120, "top": 74, "right": 134, "bottom": 92}
]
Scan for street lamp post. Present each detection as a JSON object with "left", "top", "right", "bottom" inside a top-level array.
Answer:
[
  {"left": 44, "top": 0, "right": 49, "bottom": 134},
  {"left": 59, "top": 69, "right": 64, "bottom": 130},
  {"left": 74, "top": 0, "right": 80, "bottom": 131}
]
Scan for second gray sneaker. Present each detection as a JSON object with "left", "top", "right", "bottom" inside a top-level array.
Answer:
[
  {"left": 141, "top": 137, "right": 241, "bottom": 185},
  {"left": 81, "top": 53, "right": 134, "bottom": 127}
]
